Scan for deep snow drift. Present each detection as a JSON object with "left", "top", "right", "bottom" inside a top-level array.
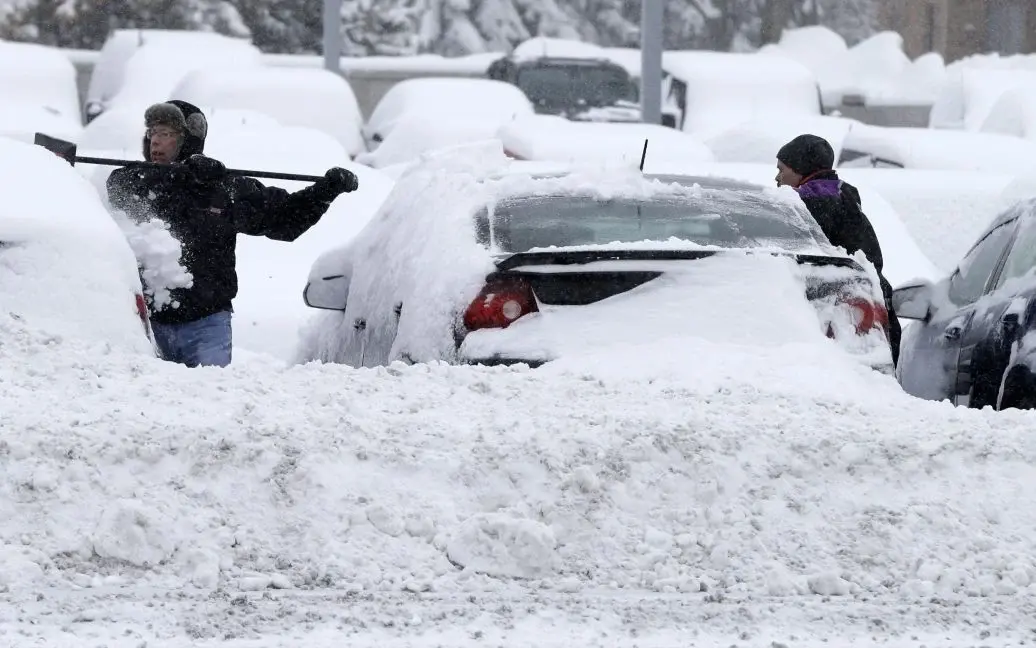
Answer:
[{"left": 4, "top": 297, "right": 1036, "bottom": 644}]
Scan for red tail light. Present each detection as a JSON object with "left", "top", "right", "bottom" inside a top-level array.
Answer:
[
  {"left": 463, "top": 278, "right": 538, "bottom": 331},
  {"left": 836, "top": 295, "right": 889, "bottom": 336},
  {"left": 135, "top": 293, "right": 149, "bottom": 330}
]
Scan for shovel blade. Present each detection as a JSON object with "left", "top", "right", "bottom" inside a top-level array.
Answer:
[{"left": 34, "top": 132, "right": 78, "bottom": 165}]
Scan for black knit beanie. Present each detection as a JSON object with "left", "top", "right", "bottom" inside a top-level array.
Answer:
[{"left": 777, "top": 134, "right": 835, "bottom": 177}]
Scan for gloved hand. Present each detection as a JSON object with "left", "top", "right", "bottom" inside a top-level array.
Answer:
[
  {"left": 316, "top": 167, "right": 359, "bottom": 198},
  {"left": 185, "top": 154, "right": 227, "bottom": 184}
]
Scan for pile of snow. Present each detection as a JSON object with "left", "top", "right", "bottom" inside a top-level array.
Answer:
[
  {"left": 6, "top": 266, "right": 1036, "bottom": 622},
  {"left": 768, "top": 27, "right": 947, "bottom": 106},
  {"left": 172, "top": 65, "right": 366, "bottom": 157},
  {"left": 498, "top": 114, "right": 714, "bottom": 169},
  {"left": 362, "top": 77, "right": 534, "bottom": 149},
  {"left": 0, "top": 137, "right": 152, "bottom": 355},
  {"left": 841, "top": 124, "right": 1036, "bottom": 173},
  {"left": 661, "top": 50, "right": 821, "bottom": 138}
]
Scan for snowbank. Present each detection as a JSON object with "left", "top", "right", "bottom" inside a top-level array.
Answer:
[
  {"left": 172, "top": 65, "right": 366, "bottom": 157},
  {"left": 6, "top": 273, "right": 1036, "bottom": 632},
  {"left": 0, "top": 137, "right": 152, "bottom": 355},
  {"left": 363, "top": 78, "right": 533, "bottom": 148},
  {"left": 498, "top": 114, "right": 715, "bottom": 169}
]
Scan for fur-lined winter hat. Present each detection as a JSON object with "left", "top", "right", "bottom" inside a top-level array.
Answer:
[
  {"left": 777, "top": 134, "right": 835, "bottom": 177},
  {"left": 142, "top": 100, "right": 208, "bottom": 162}
]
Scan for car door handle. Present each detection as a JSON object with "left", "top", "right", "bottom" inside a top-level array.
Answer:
[{"left": 943, "top": 325, "right": 962, "bottom": 340}]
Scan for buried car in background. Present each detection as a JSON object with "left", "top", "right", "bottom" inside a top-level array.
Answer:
[
  {"left": 893, "top": 197, "right": 1036, "bottom": 410},
  {"left": 297, "top": 163, "right": 893, "bottom": 369}
]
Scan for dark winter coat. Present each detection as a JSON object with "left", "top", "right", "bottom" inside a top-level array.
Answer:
[
  {"left": 106, "top": 101, "right": 339, "bottom": 325},
  {"left": 795, "top": 170, "right": 892, "bottom": 298}
]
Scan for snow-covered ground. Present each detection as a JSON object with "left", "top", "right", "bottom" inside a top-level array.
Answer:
[{"left": 5, "top": 289, "right": 1036, "bottom": 645}]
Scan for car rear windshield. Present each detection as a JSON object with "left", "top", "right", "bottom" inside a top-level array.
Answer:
[
  {"left": 475, "top": 191, "right": 824, "bottom": 253},
  {"left": 517, "top": 65, "right": 637, "bottom": 106}
]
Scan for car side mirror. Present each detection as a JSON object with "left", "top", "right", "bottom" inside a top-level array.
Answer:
[
  {"left": 303, "top": 274, "right": 350, "bottom": 311},
  {"left": 891, "top": 280, "right": 934, "bottom": 321}
]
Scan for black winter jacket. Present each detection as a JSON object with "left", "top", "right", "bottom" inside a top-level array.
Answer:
[
  {"left": 107, "top": 162, "right": 337, "bottom": 325},
  {"left": 795, "top": 170, "right": 892, "bottom": 299}
]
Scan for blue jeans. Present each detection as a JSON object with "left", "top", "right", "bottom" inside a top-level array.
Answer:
[{"left": 151, "top": 310, "right": 233, "bottom": 368}]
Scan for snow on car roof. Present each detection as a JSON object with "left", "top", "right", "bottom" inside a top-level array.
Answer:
[{"left": 364, "top": 77, "right": 534, "bottom": 139}]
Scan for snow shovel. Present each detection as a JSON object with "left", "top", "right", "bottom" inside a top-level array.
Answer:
[{"left": 34, "top": 132, "right": 331, "bottom": 183}]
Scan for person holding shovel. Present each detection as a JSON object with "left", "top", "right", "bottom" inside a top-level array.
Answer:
[{"left": 106, "top": 99, "right": 358, "bottom": 368}]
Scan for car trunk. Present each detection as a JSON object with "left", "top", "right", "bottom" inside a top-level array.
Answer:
[{"left": 458, "top": 248, "right": 886, "bottom": 365}]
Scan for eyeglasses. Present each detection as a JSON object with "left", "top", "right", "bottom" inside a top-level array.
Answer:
[{"left": 147, "top": 127, "right": 181, "bottom": 140}]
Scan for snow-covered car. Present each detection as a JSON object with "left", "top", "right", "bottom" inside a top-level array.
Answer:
[
  {"left": 0, "top": 41, "right": 83, "bottom": 145},
  {"left": 171, "top": 65, "right": 366, "bottom": 158},
  {"left": 486, "top": 52, "right": 641, "bottom": 122},
  {"left": 0, "top": 138, "right": 155, "bottom": 355},
  {"left": 297, "top": 163, "right": 893, "bottom": 369},
  {"left": 85, "top": 29, "right": 261, "bottom": 122},
  {"left": 361, "top": 77, "right": 534, "bottom": 151},
  {"left": 893, "top": 196, "right": 1036, "bottom": 410},
  {"left": 661, "top": 51, "right": 823, "bottom": 137},
  {"left": 838, "top": 123, "right": 1036, "bottom": 172}
]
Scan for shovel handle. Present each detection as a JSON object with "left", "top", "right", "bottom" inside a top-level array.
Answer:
[{"left": 74, "top": 155, "right": 324, "bottom": 183}]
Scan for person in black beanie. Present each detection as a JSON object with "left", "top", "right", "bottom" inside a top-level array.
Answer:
[
  {"left": 107, "top": 99, "right": 360, "bottom": 368},
  {"left": 776, "top": 133, "right": 901, "bottom": 368}
]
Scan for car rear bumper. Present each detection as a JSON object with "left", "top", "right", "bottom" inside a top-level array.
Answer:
[{"left": 461, "top": 354, "right": 548, "bottom": 369}]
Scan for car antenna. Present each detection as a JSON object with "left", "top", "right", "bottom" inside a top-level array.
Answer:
[{"left": 638, "top": 138, "right": 649, "bottom": 172}]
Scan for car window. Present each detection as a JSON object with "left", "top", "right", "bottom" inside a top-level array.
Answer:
[
  {"left": 995, "top": 216, "right": 1036, "bottom": 290},
  {"left": 948, "top": 220, "right": 1016, "bottom": 304},
  {"left": 475, "top": 191, "right": 825, "bottom": 253},
  {"left": 516, "top": 65, "right": 636, "bottom": 107}
]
